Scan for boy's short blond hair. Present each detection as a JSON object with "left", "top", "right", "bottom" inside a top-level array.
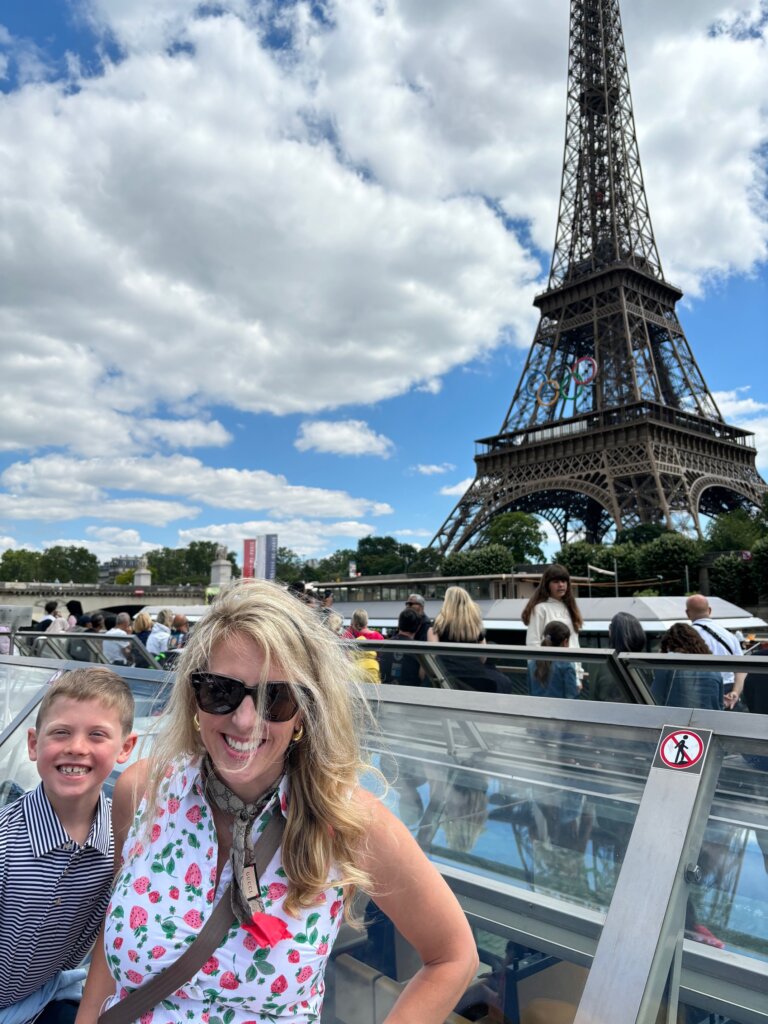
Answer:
[{"left": 35, "top": 668, "right": 135, "bottom": 736}]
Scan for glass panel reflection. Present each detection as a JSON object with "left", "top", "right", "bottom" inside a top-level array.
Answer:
[
  {"left": 372, "top": 700, "right": 658, "bottom": 913},
  {"left": 688, "top": 748, "right": 768, "bottom": 962}
]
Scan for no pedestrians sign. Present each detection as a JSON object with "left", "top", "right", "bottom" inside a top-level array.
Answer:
[{"left": 653, "top": 726, "right": 711, "bottom": 775}]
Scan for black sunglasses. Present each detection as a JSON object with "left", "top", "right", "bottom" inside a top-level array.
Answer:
[{"left": 189, "top": 672, "right": 300, "bottom": 721}]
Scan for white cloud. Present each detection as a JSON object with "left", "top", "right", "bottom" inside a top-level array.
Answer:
[
  {"left": 713, "top": 388, "right": 768, "bottom": 472},
  {"left": 0, "top": 453, "right": 392, "bottom": 522},
  {"left": 0, "top": 535, "right": 17, "bottom": 554},
  {"left": 44, "top": 528, "right": 159, "bottom": 562},
  {"left": 394, "top": 528, "right": 432, "bottom": 538},
  {"left": 440, "top": 477, "right": 475, "bottom": 497},
  {"left": 413, "top": 463, "right": 455, "bottom": 476},
  {"left": 178, "top": 517, "right": 375, "bottom": 559},
  {"left": 295, "top": 420, "right": 395, "bottom": 458}
]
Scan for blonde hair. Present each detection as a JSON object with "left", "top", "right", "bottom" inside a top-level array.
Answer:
[
  {"left": 133, "top": 611, "right": 153, "bottom": 634},
  {"left": 141, "top": 579, "right": 377, "bottom": 917},
  {"left": 432, "top": 586, "right": 484, "bottom": 643},
  {"left": 156, "top": 608, "right": 174, "bottom": 627},
  {"left": 36, "top": 667, "right": 135, "bottom": 735},
  {"left": 350, "top": 608, "right": 369, "bottom": 632}
]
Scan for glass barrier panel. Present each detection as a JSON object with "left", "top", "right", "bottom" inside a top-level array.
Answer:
[
  {"left": 687, "top": 737, "right": 768, "bottom": 964},
  {"left": 12, "top": 632, "right": 160, "bottom": 670},
  {"left": 0, "top": 660, "right": 58, "bottom": 733},
  {"left": 370, "top": 642, "right": 644, "bottom": 705},
  {"left": 369, "top": 697, "right": 659, "bottom": 915}
]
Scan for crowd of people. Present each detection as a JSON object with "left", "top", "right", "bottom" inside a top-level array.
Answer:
[{"left": 17, "top": 568, "right": 759, "bottom": 712}]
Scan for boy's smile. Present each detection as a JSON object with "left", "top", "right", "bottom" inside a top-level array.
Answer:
[{"left": 28, "top": 696, "right": 136, "bottom": 816}]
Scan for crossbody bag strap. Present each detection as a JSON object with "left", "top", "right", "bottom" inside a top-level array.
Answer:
[
  {"left": 695, "top": 622, "right": 739, "bottom": 656},
  {"left": 98, "top": 810, "right": 286, "bottom": 1024}
]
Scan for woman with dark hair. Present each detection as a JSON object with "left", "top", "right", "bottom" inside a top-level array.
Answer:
[
  {"left": 652, "top": 623, "right": 723, "bottom": 710},
  {"left": 590, "top": 611, "right": 646, "bottom": 702},
  {"left": 526, "top": 621, "right": 579, "bottom": 698},
  {"left": 65, "top": 600, "right": 84, "bottom": 630},
  {"left": 521, "top": 565, "right": 583, "bottom": 650}
]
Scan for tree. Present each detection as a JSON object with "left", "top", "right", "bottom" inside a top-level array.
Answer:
[
  {"left": 0, "top": 548, "right": 43, "bottom": 581},
  {"left": 636, "top": 534, "right": 702, "bottom": 595},
  {"left": 614, "top": 523, "right": 667, "bottom": 546},
  {"left": 276, "top": 547, "right": 305, "bottom": 585},
  {"left": 147, "top": 542, "right": 239, "bottom": 585},
  {"left": 313, "top": 548, "right": 356, "bottom": 581},
  {"left": 441, "top": 549, "right": 475, "bottom": 577},
  {"left": 709, "top": 554, "right": 758, "bottom": 606},
  {"left": 554, "top": 541, "right": 602, "bottom": 577},
  {"left": 39, "top": 545, "right": 99, "bottom": 583},
  {"left": 477, "top": 512, "right": 546, "bottom": 563},
  {"left": 467, "top": 544, "right": 515, "bottom": 575},
  {"left": 356, "top": 536, "right": 404, "bottom": 576},
  {"left": 408, "top": 547, "right": 443, "bottom": 574},
  {"left": 706, "top": 509, "right": 763, "bottom": 553},
  {"left": 115, "top": 569, "right": 134, "bottom": 585},
  {"left": 749, "top": 537, "right": 768, "bottom": 602}
]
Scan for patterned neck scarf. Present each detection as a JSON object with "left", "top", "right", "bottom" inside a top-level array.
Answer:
[{"left": 201, "top": 755, "right": 283, "bottom": 924}]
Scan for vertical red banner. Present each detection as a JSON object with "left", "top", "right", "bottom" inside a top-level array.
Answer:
[{"left": 243, "top": 538, "right": 256, "bottom": 578}]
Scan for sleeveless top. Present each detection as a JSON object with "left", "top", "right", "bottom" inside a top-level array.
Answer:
[{"left": 103, "top": 760, "right": 344, "bottom": 1024}]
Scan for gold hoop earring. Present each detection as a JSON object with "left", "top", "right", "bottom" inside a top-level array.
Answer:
[
  {"left": 193, "top": 713, "right": 201, "bottom": 732},
  {"left": 292, "top": 724, "right": 304, "bottom": 743}
]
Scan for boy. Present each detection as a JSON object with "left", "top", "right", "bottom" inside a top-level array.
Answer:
[{"left": 0, "top": 668, "right": 137, "bottom": 1024}]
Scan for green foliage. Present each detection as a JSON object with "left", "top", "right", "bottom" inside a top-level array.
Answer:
[
  {"left": 312, "top": 548, "right": 356, "bottom": 581},
  {"left": 114, "top": 569, "right": 135, "bottom": 585},
  {"left": 477, "top": 512, "right": 546, "bottom": 563},
  {"left": 442, "top": 544, "right": 514, "bottom": 576},
  {"left": 147, "top": 541, "right": 240, "bottom": 585},
  {"left": 749, "top": 537, "right": 768, "bottom": 601},
  {"left": 0, "top": 547, "right": 43, "bottom": 581},
  {"left": 636, "top": 534, "right": 702, "bottom": 595},
  {"left": 554, "top": 541, "right": 602, "bottom": 577},
  {"left": 709, "top": 554, "right": 758, "bottom": 606},
  {"left": 275, "top": 547, "right": 305, "bottom": 586},
  {"left": 440, "top": 549, "right": 475, "bottom": 577},
  {"left": 615, "top": 523, "right": 666, "bottom": 546},
  {"left": 407, "top": 547, "right": 443, "bottom": 574},
  {"left": 705, "top": 509, "right": 764, "bottom": 553},
  {"left": 39, "top": 545, "right": 99, "bottom": 583}
]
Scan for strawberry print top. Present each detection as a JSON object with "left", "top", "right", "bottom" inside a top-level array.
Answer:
[{"left": 103, "top": 760, "right": 344, "bottom": 1024}]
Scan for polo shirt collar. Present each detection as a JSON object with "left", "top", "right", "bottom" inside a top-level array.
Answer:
[{"left": 24, "top": 783, "right": 111, "bottom": 858}]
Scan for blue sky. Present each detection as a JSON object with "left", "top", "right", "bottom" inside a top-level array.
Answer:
[{"left": 0, "top": 0, "right": 766, "bottom": 566}]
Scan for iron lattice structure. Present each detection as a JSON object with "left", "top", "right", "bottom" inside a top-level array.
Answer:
[{"left": 433, "top": 0, "right": 765, "bottom": 551}]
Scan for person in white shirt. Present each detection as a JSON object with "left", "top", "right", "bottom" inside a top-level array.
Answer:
[
  {"left": 145, "top": 608, "right": 174, "bottom": 655},
  {"left": 685, "top": 594, "right": 745, "bottom": 709}
]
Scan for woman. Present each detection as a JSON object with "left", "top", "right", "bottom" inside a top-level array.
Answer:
[
  {"left": 521, "top": 565, "right": 583, "bottom": 650},
  {"left": 652, "top": 623, "right": 723, "bottom": 711},
  {"left": 428, "top": 587, "right": 511, "bottom": 694},
  {"left": 526, "top": 621, "right": 579, "bottom": 698},
  {"left": 589, "top": 611, "right": 646, "bottom": 702},
  {"left": 342, "top": 608, "right": 384, "bottom": 641},
  {"left": 66, "top": 600, "right": 84, "bottom": 630},
  {"left": 76, "top": 580, "right": 476, "bottom": 1024},
  {"left": 428, "top": 586, "right": 485, "bottom": 645},
  {"left": 132, "top": 611, "right": 153, "bottom": 647}
]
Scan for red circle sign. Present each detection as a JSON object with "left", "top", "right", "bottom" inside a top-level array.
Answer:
[{"left": 659, "top": 730, "right": 705, "bottom": 769}]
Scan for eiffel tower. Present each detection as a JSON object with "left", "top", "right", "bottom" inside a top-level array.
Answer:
[{"left": 433, "top": 0, "right": 766, "bottom": 551}]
